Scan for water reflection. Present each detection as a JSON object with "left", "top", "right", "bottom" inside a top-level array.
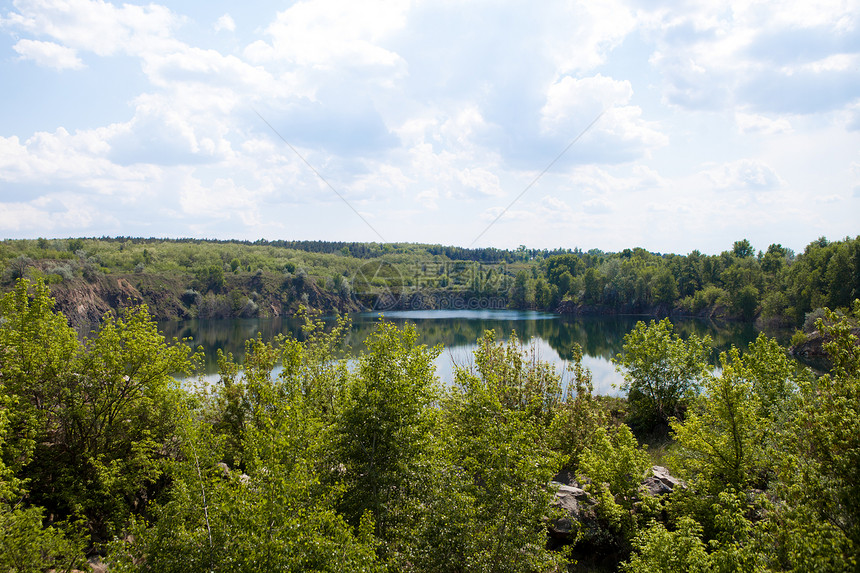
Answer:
[{"left": 159, "top": 310, "right": 771, "bottom": 395}]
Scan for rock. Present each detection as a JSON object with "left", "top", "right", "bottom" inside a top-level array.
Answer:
[
  {"left": 642, "top": 466, "right": 683, "bottom": 496},
  {"left": 547, "top": 467, "right": 683, "bottom": 546},
  {"left": 548, "top": 482, "right": 594, "bottom": 539},
  {"left": 789, "top": 327, "right": 860, "bottom": 361},
  {"left": 642, "top": 476, "right": 673, "bottom": 496},
  {"left": 553, "top": 483, "right": 590, "bottom": 514}
]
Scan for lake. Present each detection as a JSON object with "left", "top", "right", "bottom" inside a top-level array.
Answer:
[{"left": 158, "top": 310, "right": 770, "bottom": 395}]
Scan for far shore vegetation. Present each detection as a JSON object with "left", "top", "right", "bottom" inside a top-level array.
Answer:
[{"left": 1, "top": 235, "right": 858, "bottom": 332}]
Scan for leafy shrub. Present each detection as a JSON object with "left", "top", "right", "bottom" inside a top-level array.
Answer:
[
  {"left": 622, "top": 517, "right": 711, "bottom": 573},
  {"left": 181, "top": 288, "right": 201, "bottom": 307},
  {"left": 803, "top": 307, "right": 828, "bottom": 331},
  {"left": 614, "top": 318, "right": 712, "bottom": 432},
  {"left": 47, "top": 264, "right": 75, "bottom": 282}
]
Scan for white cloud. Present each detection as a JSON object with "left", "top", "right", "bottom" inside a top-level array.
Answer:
[
  {"left": 541, "top": 75, "right": 632, "bottom": 131},
  {"left": 246, "top": 0, "right": 408, "bottom": 70},
  {"left": 456, "top": 167, "right": 503, "bottom": 198},
  {"left": 0, "top": 0, "right": 858, "bottom": 252},
  {"left": 540, "top": 75, "right": 667, "bottom": 163},
  {"left": 0, "top": 196, "right": 96, "bottom": 233},
  {"left": 0, "top": 128, "right": 155, "bottom": 188},
  {"left": 347, "top": 162, "right": 411, "bottom": 199},
  {"left": 543, "top": 0, "right": 636, "bottom": 73},
  {"left": 702, "top": 159, "right": 784, "bottom": 191},
  {"left": 582, "top": 197, "right": 613, "bottom": 214},
  {"left": 3, "top": 0, "right": 179, "bottom": 57},
  {"left": 214, "top": 14, "right": 235, "bottom": 33},
  {"left": 735, "top": 112, "right": 793, "bottom": 135},
  {"left": 645, "top": 0, "right": 860, "bottom": 117},
  {"left": 13, "top": 39, "right": 83, "bottom": 69},
  {"left": 179, "top": 173, "right": 261, "bottom": 225},
  {"left": 415, "top": 188, "right": 438, "bottom": 210}
]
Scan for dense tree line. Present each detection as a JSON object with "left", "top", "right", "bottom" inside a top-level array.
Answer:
[
  {"left": 17, "top": 237, "right": 572, "bottom": 263},
  {"left": 1, "top": 278, "right": 859, "bottom": 571},
  {"left": 517, "top": 236, "right": 860, "bottom": 327},
  {"left": 1, "top": 236, "right": 858, "bottom": 327}
]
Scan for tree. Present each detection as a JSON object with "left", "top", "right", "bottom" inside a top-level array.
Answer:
[
  {"left": 335, "top": 320, "right": 441, "bottom": 545},
  {"left": 508, "top": 271, "right": 530, "bottom": 308},
  {"left": 549, "top": 343, "right": 606, "bottom": 471},
  {"left": 110, "top": 328, "right": 380, "bottom": 573},
  {"left": 669, "top": 349, "right": 766, "bottom": 494},
  {"left": 623, "top": 518, "right": 711, "bottom": 573},
  {"left": 579, "top": 424, "right": 654, "bottom": 547},
  {"left": 761, "top": 243, "right": 788, "bottom": 274},
  {"left": 733, "top": 284, "right": 760, "bottom": 321},
  {"left": 0, "top": 278, "right": 197, "bottom": 542},
  {"left": 557, "top": 270, "right": 574, "bottom": 298},
  {"left": 583, "top": 267, "right": 602, "bottom": 304},
  {"left": 410, "top": 331, "right": 567, "bottom": 573},
  {"left": 732, "top": 239, "right": 755, "bottom": 259},
  {"left": 651, "top": 267, "right": 679, "bottom": 305},
  {"left": 614, "top": 318, "right": 711, "bottom": 432},
  {"left": 470, "top": 330, "right": 564, "bottom": 427},
  {"left": 0, "top": 362, "right": 87, "bottom": 572},
  {"left": 534, "top": 277, "right": 558, "bottom": 310},
  {"left": 776, "top": 301, "right": 860, "bottom": 567}
]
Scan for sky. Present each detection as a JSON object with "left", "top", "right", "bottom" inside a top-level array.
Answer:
[{"left": 0, "top": 0, "right": 858, "bottom": 255}]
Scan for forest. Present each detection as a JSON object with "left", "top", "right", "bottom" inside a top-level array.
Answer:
[
  {"left": 1, "top": 274, "right": 859, "bottom": 572},
  {"left": 0, "top": 235, "right": 858, "bottom": 330}
]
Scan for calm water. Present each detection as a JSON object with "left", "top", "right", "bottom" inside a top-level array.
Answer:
[{"left": 159, "top": 310, "right": 768, "bottom": 395}]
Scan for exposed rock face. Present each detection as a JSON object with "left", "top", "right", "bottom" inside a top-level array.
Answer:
[
  {"left": 549, "top": 483, "right": 593, "bottom": 538},
  {"left": 548, "top": 465, "right": 683, "bottom": 542},
  {"left": 39, "top": 271, "right": 364, "bottom": 329},
  {"left": 51, "top": 275, "right": 152, "bottom": 327},
  {"left": 642, "top": 465, "right": 683, "bottom": 496},
  {"left": 790, "top": 328, "right": 860, "bottom": 359}
]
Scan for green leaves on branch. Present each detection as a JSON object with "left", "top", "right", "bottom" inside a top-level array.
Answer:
[
  {"left": 614, "top": 318, "right": 711, "bottom": 431},
  {"left": 0, "top": 278, "right": 195, "bottom": 560}
]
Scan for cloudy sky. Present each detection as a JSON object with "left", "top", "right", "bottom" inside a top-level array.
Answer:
[{"left": 1, "top": 0, "right": 858, "bottom": 255}]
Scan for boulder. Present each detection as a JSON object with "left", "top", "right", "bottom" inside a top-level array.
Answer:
[
  {"left": 547, "top": 466, "right": 683, "bottom": 544},
  {"left": 548, "top": 482, "right": 594, "bottom": 540},
  {"left": 646, "top": 465, "right": 683, "bottom": 494}
]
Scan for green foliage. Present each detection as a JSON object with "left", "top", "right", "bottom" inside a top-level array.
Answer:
[
  {"left": 335, "top": 320, "right": 441, "bottom": 543},
  {"left": 0, "top": 381, "right": 87, "bottom": 573},
  {"left": 0, "top": 504, "right": 87, "bottom": 573},
  {"left": 4, "top": 256, "right": 860, "bottom": 570},
  {"left": 790, "top": 328, "right": 807, "bottom": 347},
  {"left": 471, "top": 330, "right": 564, "bottom": 427},
  {"left": 414, "top": 331, "right": 568, "bottom": 573},
  {"left": 67, "top": 238, "right": 84, "bottom": 253},
  {"left": 110, "top": 315, "right": 380, "bottom": 572},
  {"left": 777, "top": 301, "right": 860, "bottom": 565},
  {"left": 580, "top": 425, "right": 651, "bottom": 508},
  {"left": 0, "top": 278, "right": 79, "bottom": 474},
  {"left": 614, "top": 318, "right": 712, "bottom": 431},
  {"left": 549, "top": 343, "right": 606, "bottom": 470},
  {"left": 733, "top": 284, "right": 760, "bottom": 320},
  {"left": 0, "top": 278, "right": 196, "bottom": 542},
  {"left": 679, "top": 284, "right": 728, "bottom": 315},
  {"left": 579, "top": 424, "right": 653, "bottom": 546},
  {"left": 194, "top": 264, "right": 225, "bottom": 294},
  {"left": 623, "top": 517, "right": 711, "bottom": 573},
  {"left": 2, "top": 235, "right": 858, "bottom": 325},
  {"left": 669, "top": 351, "right": 766, "bottom": 493}
]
